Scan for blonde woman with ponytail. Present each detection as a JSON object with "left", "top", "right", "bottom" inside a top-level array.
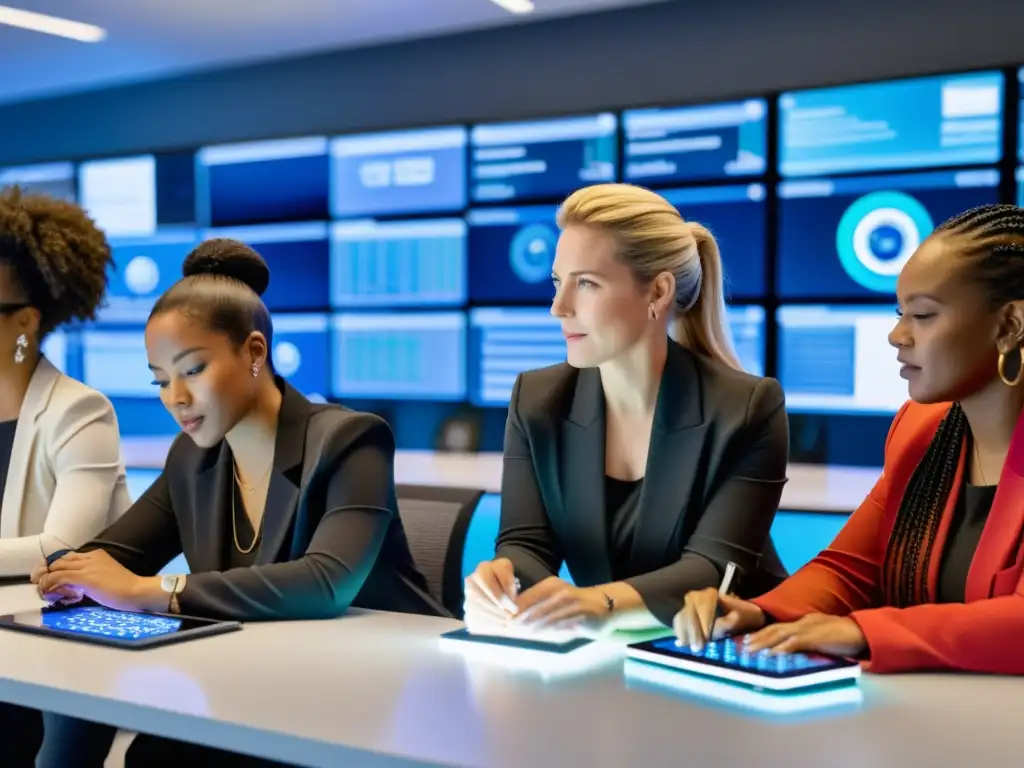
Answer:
[{"left": 464, "top": 183, "right": 790, "bottom": 636}]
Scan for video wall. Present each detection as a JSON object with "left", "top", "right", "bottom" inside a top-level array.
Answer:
[{"left": 0, "top": 66, "right": 1020, "bottom": 452}]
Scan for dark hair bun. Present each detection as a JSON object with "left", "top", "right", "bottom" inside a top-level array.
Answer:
[{"left": 182, "top": 238, "right": 270, "bottom": 297}]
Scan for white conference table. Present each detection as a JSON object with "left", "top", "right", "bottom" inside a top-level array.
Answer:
[
  {"left": 0, "top": 584, "right": 1019, "bottom": 768},
  {"left": 121, "top": 437, "right": 879, "bottom": 514}
]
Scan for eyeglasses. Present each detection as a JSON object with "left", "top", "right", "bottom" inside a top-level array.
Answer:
[{"left": 0, "top": 302, "right": 31, "bottom": 315}]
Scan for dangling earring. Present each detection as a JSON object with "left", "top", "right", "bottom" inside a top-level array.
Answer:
[
  {"left": 251, "top": 363, "right": 260, "bottom": 378},
  {"left": 14, "top": 334, "right": 27, "bottom": 365},
  {"left": 998, "top": 347, "right": 1024, "bottom": 386},
  {"left": 648, "top": 304, "right": 658, "bottom": 321}
]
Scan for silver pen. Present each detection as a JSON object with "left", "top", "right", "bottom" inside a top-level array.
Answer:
[{"left": 705, "top": 561, "right": 739, "bottom": 644}]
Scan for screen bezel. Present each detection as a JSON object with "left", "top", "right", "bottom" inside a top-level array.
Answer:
[
  {"left": 628, "top": 637, "right": 860, "bottom": 679},
  {"left": 0, "top": 605, "right": 241, "bottom": 650}
]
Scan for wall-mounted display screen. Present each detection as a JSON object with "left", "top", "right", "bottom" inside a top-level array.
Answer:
[
  {"left": 623, "top": 99, "right": 767, "bottom": 184},
  {"left": 779, "top": 71, "right": 1004, "bottom": 177},
  {"left": 470, "top": 113, "right": 617, "bottom": 203},
  {"left": 330, "top": 126, "right": 467, "bottom": 218}
]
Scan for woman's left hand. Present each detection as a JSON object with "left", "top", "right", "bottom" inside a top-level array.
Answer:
[
  {"left": 36, "top": 551, "right": 152, "bottom": 612},
  {"left": 512, "top": 577, "right": 611, "bottom": 632},
  {"left": 743, "top": 613, "right": 867, "bottom": 657}
]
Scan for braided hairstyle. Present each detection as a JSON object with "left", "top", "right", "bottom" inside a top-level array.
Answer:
[
  {"left": 882, "top": 204, "right": 1024, "bottom": 607},
  {"left": 0, "top": 186, "right": 112, "bottom": 336}
]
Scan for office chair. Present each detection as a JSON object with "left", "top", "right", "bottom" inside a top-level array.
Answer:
[{"left": 395, "top": 484, "right": 484, "bottom": 619}]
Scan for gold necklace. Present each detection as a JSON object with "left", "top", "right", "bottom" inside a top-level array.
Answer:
[
  {"left": 973, "top": 438, "right": 988, "bottom": 486},
  {"left": 232, "top": 460, "right": 272, "bottom": 554}
]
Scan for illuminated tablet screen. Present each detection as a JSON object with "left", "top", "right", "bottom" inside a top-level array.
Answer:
[{"left": 626, "top": 637, "right": 860, "bottom": 691}]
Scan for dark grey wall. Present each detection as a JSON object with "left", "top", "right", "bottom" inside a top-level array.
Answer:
[{"left": 1, "top": 0, "right": 1023, "bottom": 164}]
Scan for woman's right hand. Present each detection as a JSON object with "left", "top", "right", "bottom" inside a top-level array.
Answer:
[
  {"left": 463, "top": 558, "right": 519, "bottom": 634},
  {"left": 673, "top": 588, "right": 766, "bottom": 651}
]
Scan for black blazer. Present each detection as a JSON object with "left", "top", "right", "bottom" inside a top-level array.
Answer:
[
  {"left": 84, "top": 381, "right": 446, "bottom": 621},
  {"left": 496, "top": 341, "right": 790, "bottom": 625}
]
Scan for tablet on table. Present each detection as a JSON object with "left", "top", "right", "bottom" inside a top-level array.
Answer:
[
  {"left": 0, "top": 604, "right": 241, "bottom": 650},
  {"left": 625, "top": 636, "right": 861, "bottom": 691}
]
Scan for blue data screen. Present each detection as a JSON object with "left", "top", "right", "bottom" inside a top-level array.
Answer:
[
  {"left": 1017, "top": 167, "right": 1024, "bottom": 206},
  {"left": 330, "top": 126, "right": 468, "bottom": 217},
  {"left": 99, "top": 229, "right": 198, "bottom": 323},
  {"left": 110, "top": 398, "right": 177, "bottom": 436},
  {"left": 468, "top": 307, "right": 564, "bottom": 407},
  {"left": 777, "top": 169, "right": 1000, "bottom": 298},
  {"left": 198, "top": 137, "right": 330, "bottom": 226},
  {"left": 0, "top": 162, "right": 76, "bottom": 201},
  {"left": 779, "top": 71, "right": 1004, "bottom": 176},
  {"left": 1019, "top": 67, "right": 1024, "bottom": 162},
  {"left": 662, "top": 184, "right": 768, "bottom": 299},
  {"left": 272, "top": 314, "right": 331, "bottom": 401},
  {"left": 203, "top": 222, "right": 330, "bottom": 312},
  {"left": 467, "top": 206, "right": 559, "bottom": 303},
  {"left": 470, "top": 113, "right": 618, "bottom": 203},
  {"left": 777, "top": 305, "right": 906, "bottom": 415},
  {"left": 623, "top": 99, "right": 767, "bottom": 184},
  {"left": 40, "top": 330, "right": 69, "bottom": 375},
  {"left": 330, "top": 219, "right": 466, "bottom": 308},
  {"left": 330, "top": 312, "right": 466, "bottom": 401},
  {"left": 42, "top": 607, "right": 182, "bottom": 639},
  {"left": 81, "top": 328, "right": 152, "bottom": 399},
  {"left": 726, "top": 305, "right": 766, "bottom": 377},
  {"left": 79, "top": 156, "right": 158, "bottom": 237}
]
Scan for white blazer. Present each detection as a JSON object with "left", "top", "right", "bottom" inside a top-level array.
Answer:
[{"left": 0, "top": 357, "right": 132, "bottom": 577}]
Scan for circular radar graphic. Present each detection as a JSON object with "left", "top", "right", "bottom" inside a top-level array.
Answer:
[
  {"left": 510, "top": 223, "right": 557, "bottom": 284},
  {"left": 125, "top": 256, "right": 161, "bottom": 295},
  {"left": 835, "top": 191, "right": 934, "bottom": 293},
  {"left": 273, "top": 342, "right": 302, "bottom": 378}
]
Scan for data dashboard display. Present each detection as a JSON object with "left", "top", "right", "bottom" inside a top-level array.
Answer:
[
  {"left": 726, "top": 305, "right": 766, "bottom": 377},
  {"left": 470, "top": 113, "right": 617, "bottom": 203},
  {"left": 330, "top": 312, "right": 466, "bottom": 401},
  {"left": 0, "top": 162, "right": 75, "bottom": 201},
  {"left": 330, "top": 219, "right": 466, "bottom": 308},
  {"left": 81, "top": 328, "right": 153, "bottom": 399},
  {"left": 662, "top": 184, "right": 768, "bottom": 300},
  {"left": 197, "top": 137, "right": 329, "bottom": 226},
  {"left": 468, "top": 307, "right": 564, "bottom": 407},
  {"left": 623, "top": 99, "right": 767, "bottom": 184},
  {"left": 777, "top": 169, "right": 1000, "bottom": 298},
  {"left": 330, "top": 126, "right": 467, "bottom": 217},
  {"left": 272, "top": 314, "right": 331, "bottom": 401},
  {"left": 1019, "top": 67, "right": 1024, "bottom": 162},
  {"left": 467, "top": 206, "right": 559, "bottom": 303},
  {"left": 777, "top": 305, "right": 905, "bottom": 415},
  {"left": 779, "top": 71, "right": 1004, "bottom": 177},
  {"left": 78, "top": 153, "right": 195, "bottom": 237},
  {"left": 99, "top": 229, "right": 199, "bottom": 323},
  {"left": 203, "top": 222, "right": 330, "bottom": 312},
  {"left": 1017, "top": 167, "right": 1024, "bottom": 207}
]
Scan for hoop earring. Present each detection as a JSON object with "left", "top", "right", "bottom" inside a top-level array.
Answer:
[
  {"left": 251, "top": 363, "right": 260, "bottom": 378},
  {"left": 14, "top": 334, "right": 27, "bottom": 365},
  {"left": 998, "top": 347, "right": 1024, "bottom": 386}
]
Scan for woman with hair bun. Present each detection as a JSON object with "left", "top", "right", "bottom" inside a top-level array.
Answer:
[
  {"left": 464, "top": 183, "right": 789, "bottom": 637},
  {"left": 30, "top": 237, "right": 444, "bottom": 767}
]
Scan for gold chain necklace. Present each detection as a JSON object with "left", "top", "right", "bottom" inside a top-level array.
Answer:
[
  {"left": 973, "top": 438, "right": 988, "bottom": 486},
  {"left": 232, "top": 459, "right": 273, "bottom": 554}
]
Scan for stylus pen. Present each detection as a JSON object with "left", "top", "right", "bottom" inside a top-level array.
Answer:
[{"left": 705, "top": 561, "right": 739, "bottom": 644}]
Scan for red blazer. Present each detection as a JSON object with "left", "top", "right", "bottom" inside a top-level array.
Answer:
[{"left": 754, "top": 400, "right": 1024, "bottom": 674}]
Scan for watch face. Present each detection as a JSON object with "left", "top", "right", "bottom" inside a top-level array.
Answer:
[{"left": 160, "top": 575, "right": 177, "bottom": 593}]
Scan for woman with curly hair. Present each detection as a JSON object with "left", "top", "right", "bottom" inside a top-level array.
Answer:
[{"left": 0, "top": 186, "right": 131, "bottom": 766}]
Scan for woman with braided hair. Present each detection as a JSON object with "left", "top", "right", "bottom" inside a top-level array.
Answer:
[
  {"left": 0, "top": 188, "right": 131, "bottom": 762},
  {"left": 674, "top": 203, "right": 1024, "bottom": 674}
]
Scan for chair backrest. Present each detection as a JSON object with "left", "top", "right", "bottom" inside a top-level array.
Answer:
[{"left": 396, "top": 484, "right": 484, "bottom": 619}]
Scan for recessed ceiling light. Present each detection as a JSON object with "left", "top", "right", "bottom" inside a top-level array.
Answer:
[
  {"left": 0, "top": 4, "right": 106, "bottom": 43},
  {"left": 487, "top": 0, "right": 536, "bottom": 13}
]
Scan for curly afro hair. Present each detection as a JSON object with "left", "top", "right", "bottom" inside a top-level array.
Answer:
[{"left": 0, "top": 186, "right": 112, "bottom": 337}]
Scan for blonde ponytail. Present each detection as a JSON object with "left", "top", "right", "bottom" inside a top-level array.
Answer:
[
  {"left": 673, "top": 222, "right": 741, "bottom": 370},
  {"left": 558, "top": 183, "right": 742, "bottom": 371}
]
